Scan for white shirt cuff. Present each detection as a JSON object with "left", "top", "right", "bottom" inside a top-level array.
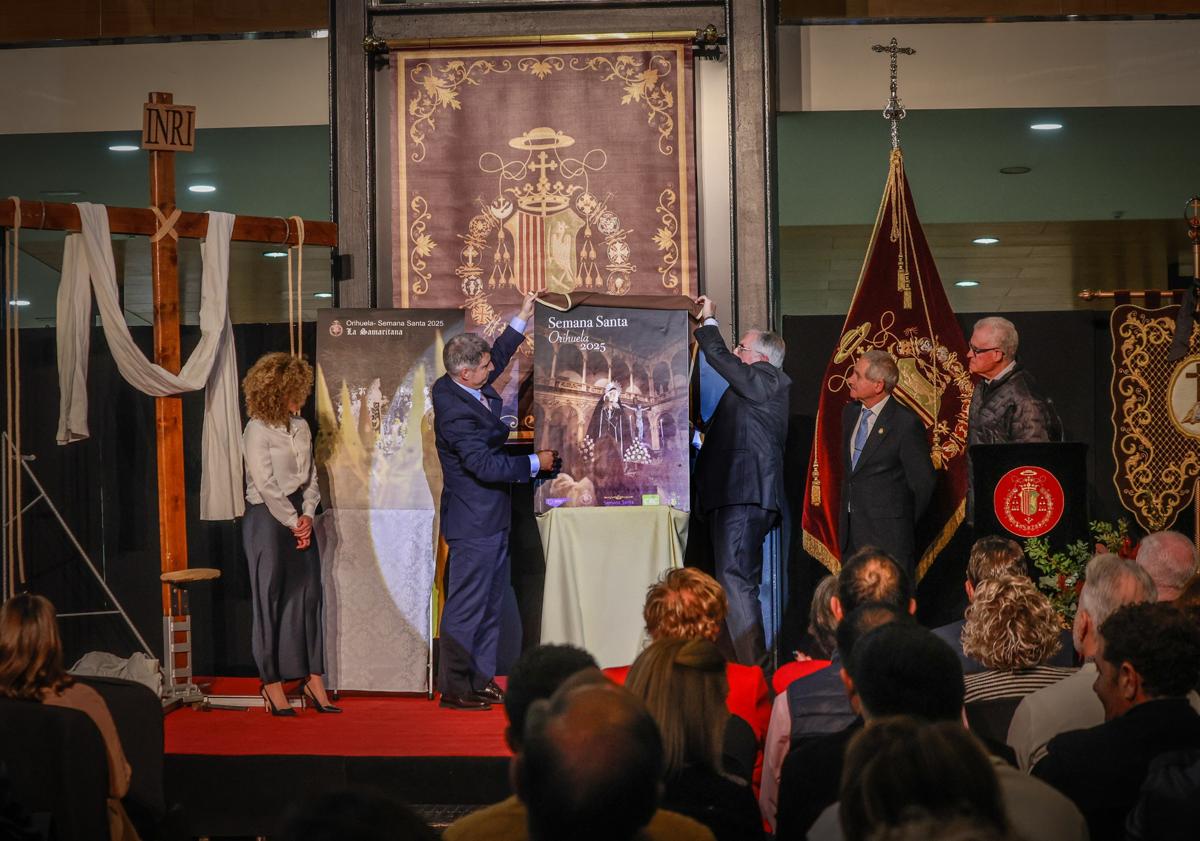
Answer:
[
  {"left": 528, "top": 453, "right": 540, "bottom": 477},
  {"left": 703, "top": 317, "right": 718, "bottom": 327},
  {"left": 510, "top": 316, "right": 527, "bottom": 334}
]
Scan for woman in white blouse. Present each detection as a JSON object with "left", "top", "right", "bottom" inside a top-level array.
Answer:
[{"left": 241, "top": 352, "right": 339, "bottom": 716}]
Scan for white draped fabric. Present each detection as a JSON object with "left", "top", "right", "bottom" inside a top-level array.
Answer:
[{"left": 56, "top": 202, "right": 244, "bottom": 520}]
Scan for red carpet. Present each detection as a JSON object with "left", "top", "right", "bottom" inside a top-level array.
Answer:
[{"left": 166, "top": 677, "right": 511, "bottom": 758}]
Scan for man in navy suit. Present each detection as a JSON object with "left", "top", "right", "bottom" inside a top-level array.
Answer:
[
  {"left": 433, "top": 289, "right": 557, "bottom": 710},
  {"left": 839, "top": 350, "right": 935, "bottom": 576}
]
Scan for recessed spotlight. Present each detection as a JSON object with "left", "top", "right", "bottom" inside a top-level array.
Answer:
[
  {"left": 955, "top": 280, "right": 980, "bottom": 288},
  {"left": 313, "top": 292, "right": 333, "bottom": 299},
  {"left": 8, "top": 299, "right": 31, "bottom": 306},
  {"left": 108, "top": 144, "right": 139, "bottom": 152},
  {"left": 262, "top": 250, "right": 288, "bottom": 258},
  {"left": 312, "top": 29, "right": 330, "bottom": 38},
  {"left": 972, "top": 237, "right": 999, "bottom": 245},
  {"left": 999, "top": 166, "right": 1032, "bottom": 175},
  {"left": 1030, "top": 122, "right": 1063, "bottom": 131},
  {"left": 40, "top": 190, "right": 83, "bottom": 198},
  {"left": 188, "top": 184, "right": 217, "bottom": 194}
]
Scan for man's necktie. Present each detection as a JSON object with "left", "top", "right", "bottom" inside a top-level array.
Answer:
[{"left": 851, "top": 406, "right": 871, "bottom": 469}]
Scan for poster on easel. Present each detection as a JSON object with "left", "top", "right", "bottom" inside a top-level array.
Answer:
[
  {"left": 314, "top": 309, "right": 464, "bottom": 692},
  {"left": 532, "top": 303, "right": 690, "bottom": 513}
]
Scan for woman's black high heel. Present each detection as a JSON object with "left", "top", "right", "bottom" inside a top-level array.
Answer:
[
  {"left": 301, "top": 679, "right": 343, "bottom": 714},
  {"left": 261, "top": 685, "right": 297, "bottom": 717}
]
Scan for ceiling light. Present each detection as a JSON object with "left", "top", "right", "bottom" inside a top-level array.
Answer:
[
  {"left": 1030, "top": 122, "right": 1063, "bottom": 131},
  {"left": 313, "top": 292, "right": 333, "bottom": 299},
  {"left": 188, "top": 184, "right": 217, "bottom": 194},
  {"left": 972, "top": 237, "right": 999, "bottom": 245},
  {"left": 9, "top": 299, "right": 30, "bottom": 306},
  {"left": 999, "top": 166, "right": 1031, "bottom": 175},
  {"left": 108, "top": 144, "right": 139, "bottom": 152},
  {"left": 262, "top": 250, "right": 288, "bottom": 258},
  {"left": 955, "top": 280, "right": 980, "bottom": 288},
  {"left": 312, "top": 29, "right": 329, "bottom": 38}
]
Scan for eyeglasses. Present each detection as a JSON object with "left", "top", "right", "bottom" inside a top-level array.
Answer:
[{"left": 968, "top": 344, "right": 1001, "bottom": 356}]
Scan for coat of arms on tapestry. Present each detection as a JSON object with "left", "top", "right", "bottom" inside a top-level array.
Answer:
[{"left": 390, "top": 40, "right": 699, "bottom": 438}]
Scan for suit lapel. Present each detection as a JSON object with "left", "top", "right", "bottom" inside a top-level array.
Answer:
[{"left": 852, "top": 398, "right": 896, "bottom": 473}]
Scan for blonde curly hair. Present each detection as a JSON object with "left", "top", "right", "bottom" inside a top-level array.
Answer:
[
  {"left": 243, "top": 352, "right": 313, "bottom": 427},
  {"left": 643, "top": 568, "right": 727, "bottom": 643},
  {"left": 961, "top": 575, "right": 1062, "bottom": 671}
]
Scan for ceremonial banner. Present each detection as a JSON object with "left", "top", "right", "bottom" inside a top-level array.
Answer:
[
  {"left": 802, "top": 150, "right": 973, "bottom": 579},
  {"left": 391, "top": 40, "right": 698, "bottom": 438},
  {"left": 1111, "top": 303, "right": 1200, "bottom": 531},
  {"left": 532, "top": 302, "right": 690, "bottom": 513},
  {"left": 314, "top": 309, "right": 464, "bottom": 691}
]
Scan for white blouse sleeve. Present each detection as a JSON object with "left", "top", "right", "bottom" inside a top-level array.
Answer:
[
  {"left": 299, "top": 420, "right": 321, "bottom": 518},
  {"left": 244, "top": 421, "right": 300, "bottom": 528}
]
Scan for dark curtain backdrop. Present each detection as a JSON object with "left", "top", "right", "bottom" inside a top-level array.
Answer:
[
  {"left": 776, "top": 310, "right": 1164, "bottom": 658},
  {"left": 7, "top": 323, "right": 313, "bottom": 676}
]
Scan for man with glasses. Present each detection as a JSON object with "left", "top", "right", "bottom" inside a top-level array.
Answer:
[
  {"left": 692, "top": 295, "right": 790, "bottom": 668},
  {"left": 966, "top": 316, "right": 1061, "bottom": 520}
]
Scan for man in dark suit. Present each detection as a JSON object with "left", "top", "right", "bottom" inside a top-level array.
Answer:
[
  {"left": 692, "top": 294, "right": 790, "bottom": 667},
  {"left": 839, "top": 349, "right": 935, "bottom": 576},
  {"left": 433, "top": 289, "right": 557, "bottom": 710}
]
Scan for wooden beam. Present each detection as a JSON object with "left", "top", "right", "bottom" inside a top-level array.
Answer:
[
  {"left": 0, "top": 202, "right": 336, "bottom": 248},
  {"left": 147, "top": 92, "right": 188, "bottom": 618}
]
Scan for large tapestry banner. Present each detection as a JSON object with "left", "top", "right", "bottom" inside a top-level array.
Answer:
[
  {"left": 314, "top": 309, "right": 465, "bottom": 692},
  {"left": 1110, "top": 304, "right": 1200, "bottom": 532},
  {"left": 532, "top": 302, "right": 690, "bottom": 514},
  {"left": 391, "top": 40, "right": 698, "bottom": 438}
]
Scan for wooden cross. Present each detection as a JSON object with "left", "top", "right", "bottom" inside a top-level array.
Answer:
[
  {"left": 871, "top": 38, "right": 916, "bottom": 150},
  {"left": 0, "top": 92, "right": 337, "bottom": 620}
]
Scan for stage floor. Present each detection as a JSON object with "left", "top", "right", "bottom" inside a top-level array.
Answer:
[{"left": 165, "top": 678, "right": 513, "bottom": 836}]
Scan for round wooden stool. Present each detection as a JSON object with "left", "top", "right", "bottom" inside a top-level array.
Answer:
[{"left": 161, "top": 568, "right": 221, "bottom": 703}]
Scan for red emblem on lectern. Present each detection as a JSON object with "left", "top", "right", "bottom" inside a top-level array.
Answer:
[{"left": 993, "top": 466, "right": 1064, "bottom": 538}]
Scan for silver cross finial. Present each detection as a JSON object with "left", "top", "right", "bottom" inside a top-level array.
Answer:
[{"left": 871, "top": 37, "right": 916, "bottom": 150}]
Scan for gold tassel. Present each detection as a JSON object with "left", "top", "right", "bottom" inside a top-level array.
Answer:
[{"left": 810, "top": 452, "right": 822, "bottom": 506}]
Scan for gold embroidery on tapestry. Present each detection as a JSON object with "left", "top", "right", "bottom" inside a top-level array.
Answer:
[
  {"left": 654, "top": 188, "right": 680, "bottom": 290},
  {"left": 409, "top": 194, "right": 436, "bottom": 296},
  {"left": 569, "top": 54, "right": 678, "bottom": 155},
  {"left": 1111, "top": 308, "right": 1200, "bottom": 531},
  {"left": 407, "top": 59, "right": 513, "bottom": 162}
]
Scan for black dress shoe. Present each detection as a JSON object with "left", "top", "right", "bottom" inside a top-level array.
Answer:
[
  {"left": 471, "top": 681, "right": 505, "bottom": 704},
  {"left": 439, "top": 692, "right": 491, "bottom": 711}
]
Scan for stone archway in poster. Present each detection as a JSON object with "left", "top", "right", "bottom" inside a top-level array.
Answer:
[
  {"left": 390, "top": 40, "right": 698, "bottom": 439},
  {"left": 533, "top": 303, "right": 690, "bottom": 513}
]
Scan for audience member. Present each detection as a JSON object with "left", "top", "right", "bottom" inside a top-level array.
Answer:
[
  {"left": 1175, "top": 571, "right": 1200, "bottom": 613},
  {"left": 1033, "top": 602, "right": 1200, "bottom": 841},
  {"left": 865, "top": 814, "right": 1018, "bottom": 841},
  {"left": 759, "top": 547, "right": 915, "bottom": 828},
  {"left": 626, "top": 638, "right": 763, "bottom": 841},
  {"left": 515, "top": 678, "right": 665, "bottom": 841},
  {"left": 0, "top": 593, "right": 137, "bottom": 841},
  {"left": 1125, "top": 747, "right": 1200, "bottom": 841},
  {"left": 933, "top": 535, "right": 1074, "bottom": 674},
  {"left": 604, "top": 568, "right": 771, "bottom": 789},
  {"left": 1134, "top": 530, "right": 1198, "bottom": 601},
  {"left": 771, "top": 575, "right": 836, "bottom": 694},
  {"left": 838, "top": 718, "right": 1009, "bottom": 841},
  {"left": 279, "top": 787, "right": 437, "bottom": 841},
  {"left": 1006, "top": 554, "right": 1158, "bottom": 770},
  {"left": 960, "top": 575, "right": 1072, "bottom": 705},
  {"left": 794, "top": 624, "right": 1084, "bottom": 841},
  {"left": 444, "top": 645, "right": 714, "bottom": 841},
  {"left": 775, "top": 616, "right": 950, "bottom": 839}
]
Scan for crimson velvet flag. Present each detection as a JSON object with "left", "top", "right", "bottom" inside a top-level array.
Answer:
[{"left": 802, "top": 150, "right": 974, "bottom": 579}]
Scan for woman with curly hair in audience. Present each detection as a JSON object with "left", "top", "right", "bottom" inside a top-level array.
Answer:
[
  {"left": 0, "top": 593, "right": 138, "bottom": 840},
  {"left": 603, "top": 567, "right": 771, "bottom": 789},
  {"left": 242, "top": 352, "right": 339, "bottom": 716},
  {"left": 958, "top": 574, "right": 1073, "bottom": 748},
  {"left": 626, "top": 637, "right": 765, "bottom": 841}
]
